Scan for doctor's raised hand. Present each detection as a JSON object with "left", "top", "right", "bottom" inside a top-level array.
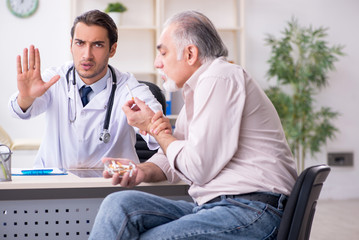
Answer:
[{"left": 16, "top": 45, "right": 60, "bottom": 111}]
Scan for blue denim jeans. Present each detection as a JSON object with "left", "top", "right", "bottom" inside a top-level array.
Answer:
[{"left": 89, "top": 190, "right": 286, "bottom": 240}]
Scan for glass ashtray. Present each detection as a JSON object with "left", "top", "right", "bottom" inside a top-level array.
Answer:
[{"left": 104, "top": 160, "right": 136, "bottom": 177}]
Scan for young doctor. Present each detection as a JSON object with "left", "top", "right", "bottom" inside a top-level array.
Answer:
[{"left": 8, "top": 10, "right": 162, "bottom": 169}]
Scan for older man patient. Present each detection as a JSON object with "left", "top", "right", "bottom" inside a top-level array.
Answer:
[{"left": 89, "top": 11, "right": 297, "bottom": 239}]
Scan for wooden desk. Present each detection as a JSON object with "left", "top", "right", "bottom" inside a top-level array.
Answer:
[{"left": 0, "top": 172, "right": 190, "bottom": 239}]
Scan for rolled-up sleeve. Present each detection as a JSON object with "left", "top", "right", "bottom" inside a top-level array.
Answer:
[{"left": 148, "top": 148, "right": 185, "bottom": 184}]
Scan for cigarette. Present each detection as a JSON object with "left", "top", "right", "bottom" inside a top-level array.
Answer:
[{"left": 126, "top": 84, "right": 134, "bottom": 101}]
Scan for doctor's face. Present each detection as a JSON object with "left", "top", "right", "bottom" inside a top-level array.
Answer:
[{"left": 71, "top": 22, "right": 117, "bottom": 85}]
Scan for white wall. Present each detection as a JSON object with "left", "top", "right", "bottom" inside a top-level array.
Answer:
[
  {"left": 0, "top": 0, "right": 358, "bottom": 200},
  {"left": 244, "top": 0, "right": 359, "bottom": 200}
]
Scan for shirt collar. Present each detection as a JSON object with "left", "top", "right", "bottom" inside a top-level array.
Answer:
[
  {"left": 182, "top": 57, "right": 217, "bottom": 96},
  {"left": 76, "top": 67, "right": 110, "bottom": 94}
]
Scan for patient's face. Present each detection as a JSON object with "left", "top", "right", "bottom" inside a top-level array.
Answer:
[{"left": 154, "top": 24, "right": 193, "bottom": 89}]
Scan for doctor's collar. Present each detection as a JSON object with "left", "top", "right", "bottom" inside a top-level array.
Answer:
[{"left": 75, "top": 68, "right": 110, "bottom": 95}]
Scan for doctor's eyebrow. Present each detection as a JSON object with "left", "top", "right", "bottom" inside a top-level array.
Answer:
[
  {"left": 74, "top": 39, "right": 106, "bottom": 46},
  {"left": 92, "top": 41, "right": 106, "bottom": 47}
]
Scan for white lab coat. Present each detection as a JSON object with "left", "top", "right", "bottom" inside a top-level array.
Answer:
[{"left": 9, "top": 62, "right": 162, "bottom": 169}]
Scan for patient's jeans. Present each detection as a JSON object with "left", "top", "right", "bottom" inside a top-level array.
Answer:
[{"left": 89, "top": 190, "right": 286, "bottom": 240}]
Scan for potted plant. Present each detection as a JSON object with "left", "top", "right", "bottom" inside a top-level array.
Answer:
[
  {"left": 104, "top": 2, "right": 128, "bottom": 25},
  {"left": 264, "top": 18, "right": 344, "bottom": 173}
]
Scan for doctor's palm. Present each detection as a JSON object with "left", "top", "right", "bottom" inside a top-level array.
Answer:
[{"left": 17, "top": 45, "right": 60, "bottom": 101}]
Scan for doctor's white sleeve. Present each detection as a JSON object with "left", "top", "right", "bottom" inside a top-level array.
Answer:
[
  {"left": 9, "top": 91, "right": 50, "bottom": 120},
  {"left": 8, "top": 93, "right": 32, "bottom": 119},
  {"left": 132, "top": 82, "right": 164, "bottom": 150}
]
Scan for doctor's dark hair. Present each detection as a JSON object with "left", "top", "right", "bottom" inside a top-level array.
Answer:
[
  {"left": 71, "top": 10, "right": 118, "bottom": 50},
  {"left": 164, "top": 11, "right": 228, "bottom": 63}
]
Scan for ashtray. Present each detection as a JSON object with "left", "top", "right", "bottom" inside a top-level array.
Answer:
[{"left": 104, "top": 160, "right": 136, "bottom": 177}]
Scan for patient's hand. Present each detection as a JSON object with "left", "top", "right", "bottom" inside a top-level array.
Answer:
[
  {"left": 102, "top": 157, "right": 144, "bottom": 188},
  {"left": 149, "top": 111, "right": 172, "bottom": 135},
  {"left": 122, "top": 97, "right": 155, "bottom": 134}
]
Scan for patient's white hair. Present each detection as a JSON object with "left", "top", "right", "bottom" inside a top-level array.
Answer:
[{"left": 164, "top": 11, "right": 228, "bottom": 63}]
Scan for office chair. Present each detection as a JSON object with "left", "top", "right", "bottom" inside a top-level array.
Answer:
[
  {"left": 277, "top": 164, "right": 331, "bottom": 240},
  {"left": 0, "top": 125, "right": 40, "bottom": 151},
  {"left": 135, "top": 81, "right": 167, "bottom": 162}
]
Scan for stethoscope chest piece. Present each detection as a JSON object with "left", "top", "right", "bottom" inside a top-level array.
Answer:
[{"left": 99, "top": 129, "right": 111, "bottom": 143}]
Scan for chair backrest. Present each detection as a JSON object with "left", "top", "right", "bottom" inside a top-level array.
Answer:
[
  {"left": 135, "top": 81, "right": 166, "bottom": 162},
  {"left": 139, "top": 81, "right": 166, "bottom": 115},
  {"left": 277, "top": 164, "right": 331, "bottom": 240}
]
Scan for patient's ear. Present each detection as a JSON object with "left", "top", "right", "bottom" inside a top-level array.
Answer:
[{"left": 184, "top": 45, "right": 199, "bottom": 66}]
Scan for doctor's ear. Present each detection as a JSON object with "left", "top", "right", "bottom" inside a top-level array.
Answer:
[{"left": 109, "top": 43, "right": 117, "bottom": 58}]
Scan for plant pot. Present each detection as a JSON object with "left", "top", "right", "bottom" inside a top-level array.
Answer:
[{"left": 108, "top": 12, "right": 123, "bottom": 26}]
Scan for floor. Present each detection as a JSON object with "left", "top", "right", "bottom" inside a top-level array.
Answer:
[{"left": 310, "top": 199, "right": 359, "bottom": 240}]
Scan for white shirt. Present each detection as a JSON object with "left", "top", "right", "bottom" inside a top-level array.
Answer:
[
  {"left": 9, "top": 62, "right": 162, "bottom": 169},
  {"left": 149, "top": 57, "right": 298, "bottom": 205}
]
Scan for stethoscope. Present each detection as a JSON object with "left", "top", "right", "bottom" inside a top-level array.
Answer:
[{"left": 66, "top": 65, "right": 117, "bottom": 144}]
